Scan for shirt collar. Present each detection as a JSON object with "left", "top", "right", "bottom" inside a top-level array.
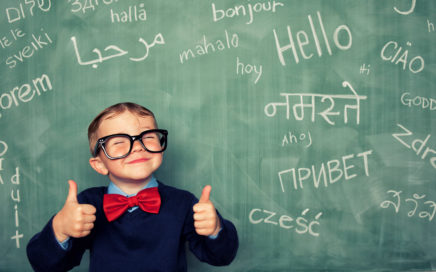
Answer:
[{"left": 107, "top": 176, "right": 158, "bottom": 197}]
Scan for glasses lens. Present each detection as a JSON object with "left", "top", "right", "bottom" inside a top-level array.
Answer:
[
  {"left": 104, "top": 136, "right": 131, "bottom": 158},
  {"left": 141, "top": 131, "right": 166, "bottom": 152}
]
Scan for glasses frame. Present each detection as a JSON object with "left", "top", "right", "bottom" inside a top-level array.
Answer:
[{"left": 93, "top": 129, "right": 168, "bottom": 160}]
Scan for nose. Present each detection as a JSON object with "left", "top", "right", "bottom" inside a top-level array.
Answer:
[{"left": 131, "top": 139, "right": 146, "bottom": 153}]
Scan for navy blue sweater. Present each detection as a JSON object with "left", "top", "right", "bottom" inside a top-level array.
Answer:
[{"left": 27, "top": 182, "right": 238, "bottom": 272}]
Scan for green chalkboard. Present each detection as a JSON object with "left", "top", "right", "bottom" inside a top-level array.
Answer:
[{"left": 1, "top": 0, "right": 435, "bottom": 271}]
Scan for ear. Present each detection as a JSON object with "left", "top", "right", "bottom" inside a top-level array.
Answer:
[{"left": 89, "top": 157, "right": 109, "bottom": 175}]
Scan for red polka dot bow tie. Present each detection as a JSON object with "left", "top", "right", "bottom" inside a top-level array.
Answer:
[{"left": 103, "top": 187, "right": 161, "bottom": 222}]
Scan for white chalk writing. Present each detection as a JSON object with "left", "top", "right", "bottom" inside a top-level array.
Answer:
[
  {"left": 71, "top": 33, "right": 165, "bottom": 68},
  {"left": 68, "top": 0, "right": 117, "bottom": 14},
  {"left": 249, "top": 207, "right": 323, "bottom": 237},
  {"left": 394, "top": 0, "right": 416, "bottom": 15},
  {"left": 273, "top": 11, "right": 352, "bottom": 66},
  {"left": 392, "top": 124, "right": 436, "bottom": 169},
  {"left": 381, "top": 41, "right": 424, "bottom": 73},
  {"left": 6, "top": 0, "right": 51, "bottom": 23},
  {"left": 212, "top": 0, "right": 284, "bottom": 25},
  {"left": 381, "top": 190, "right": 436, "bottom": 222},
  {"left": 179, "top": 30, "right": 238, "bottom": 64},
  {"left": 111, "top": 3, "right": 146, "bottom": 23},
  {"left": 400, "top": 92, "right": 436, "bottom": 111},
  {"left": 5, "top": 29, "right": 53, "bottom": 69},
  {"left": 278, "top": 150, "right": 372, "bottom": 192},
  {"left": 0, "top": 74, "right": 53, "bottom": 119},
  {"left": 264, "top": 81, "right": 367, "bottom": 125},
  {"left": 236, "top": 57, "right": 262, "bottom": 84},
  {"left": 282, "top": 130, "right": 312, "bottom": 148}
]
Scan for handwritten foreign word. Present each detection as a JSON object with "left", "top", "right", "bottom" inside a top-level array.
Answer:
[
  {"left": 212, "top": 0, "right": 284, "bottom": 25},
  {"left": 179, "top": 30, "right": 238, "bottom": 64},
  {"left": 282, "top": 130, "right": 312, "bottom": 148},
  {"left": 0, "top": 74, "right": 52, "bottom": 119},
  {"left": 111, "top": 3, "right": 146, "bottom": 23},
  {"left": 278, "top": 150, "right": 372, "bottom": 192},
  {"left": 359, "top": 63, "right": 371, "bottom": 75},
  {"left": 71, "top": 33, "right": 165, "bottom": 69},
  {"left": 264, "top": 81, "right": 367, "bottom": 125},
  {"left": 68, "top": 0, "right": 117, "bottom": 14},
  {"left": 236, "top": 57, "right": 262, "bottom": 84},
  {"left": 380, "top": 41, "right": 424, "bottom": 73},
  {"left": 392, "top": 124, "right": 436, "bottom": 169},
  {"left": 6, "top": 0, "right": 51, "bottom": 23},
  {"left": 401, "top": 92, "right": 436, "bottom": 111},
  {"left": 381, "top": 190, "right": 435, "bottom": 222},
  {"left": 0, "top": 28, "right": 25, "bottom": 49},
  {"left": 273, "top": 11, "right": 352, "bottom": 66},
  {"left": 5, "top": 29, "right": 53, "bottom": 69},
  {"left": 0, "top": 140, "right": 8, "bottom": 184},
  {"left": 249, "top": 208, "right": 323, "bottom": 237},
  {"left": 394, "top": 0, "right": 416, "bottom": 15},
  {"left": 10, "top": 167, "right": 22, "bottom": 248},
  {"left": 0, "top": 144, "right": 23, "bottom": 248}
]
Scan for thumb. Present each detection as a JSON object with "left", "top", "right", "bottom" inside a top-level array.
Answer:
[
  {"left": 66, "top": 180, "right": 79, "bottom": 204},
  {"left": 199, "top": 185, "right": 211, "bottom": 203}
]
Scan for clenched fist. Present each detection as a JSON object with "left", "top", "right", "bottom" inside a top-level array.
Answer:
[
  {"left": 52, "top": 180, "right": 96, "bottom": 242},
  {"left": 193, "top": 185, "right": 221, "bottom": 237}
]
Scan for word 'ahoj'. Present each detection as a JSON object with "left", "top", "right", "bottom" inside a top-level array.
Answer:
[
  {"left": 179, "top": 30, "right": 238, "bottom": 64},
  {"left": 278, "top": 150, "right": 372, "bottom": 192},
  {"left": 212, "top": 0, "right": 284, "bottom": 25},
  {"left": 265, "top": 81, "right": 366, "bottom": 125},
  {"left": 392, "top": 124, "right": 435, "bottom": 169},
  {"left": 72, "top": 33, "right": 165, "bottom": 68},
  {"left": 273, "top": 11, "right": 352, "bottom": 65},
  {"left": 282, "top": 130, "right": 312, "bottom": 148},
  {"left": 111, "top": 3, "right": 146, "bottom": 23}
]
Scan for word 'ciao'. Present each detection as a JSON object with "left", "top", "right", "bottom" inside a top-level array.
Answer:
[
  {"left": 72, "top": 33, "right": 165, "bottom": 68},
  {"left": 381, "top": 41, "right": 424, "bottom": 73},
  {"left": 264, "top": 81, "right": 366, "bottom": 125},
  {"left": 212, "top": 0, "right": 284, "bottom": 24},
  {"left": 273, "top": 11, "right": 352, "bottom": 65},
  {"left": 249, "top": 208, "right": 322, "bottom": 237},
  {"left": 278, "top": 150, "right": 372, "bottom": 192}
]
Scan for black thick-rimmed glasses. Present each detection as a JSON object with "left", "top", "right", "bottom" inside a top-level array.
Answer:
[{"left": 93, "top": 129, "right": 168, "bottom": 160}]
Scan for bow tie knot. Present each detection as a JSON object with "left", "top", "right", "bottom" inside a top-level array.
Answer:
[
  {"left": 103, "top": 187, "right": 161, "bottom": 222},
  {"left": 127, "top": 197, "right": 139, "bottom": 208}
]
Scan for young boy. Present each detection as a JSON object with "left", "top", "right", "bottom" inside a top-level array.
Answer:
[{"left": 27, "top": 102, "right": 238, "bottom": 272}]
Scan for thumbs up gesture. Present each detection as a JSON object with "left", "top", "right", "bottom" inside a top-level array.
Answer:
[
  {"left": 52, "top": 180, "right": 97, "bottom": 242},
  {"left": 193, "top": 185, "right": 221, "bottom": 237}
]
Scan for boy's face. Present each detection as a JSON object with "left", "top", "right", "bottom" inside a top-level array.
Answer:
[{"left": 89, "top": 111, "right": 163, "bottom": 186}]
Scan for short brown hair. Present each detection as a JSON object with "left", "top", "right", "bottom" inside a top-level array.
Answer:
[{"left": 88, "top": 102, "right": 156, "bottom": 154}]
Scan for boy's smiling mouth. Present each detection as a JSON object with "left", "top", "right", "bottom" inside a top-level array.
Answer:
[{"left": 127, "top": 158, "right": 150, "bottom": 164}]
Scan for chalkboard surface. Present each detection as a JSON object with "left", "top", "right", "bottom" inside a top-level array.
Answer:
[{"left": 1, "top": 0, "right": 435, "bottom": 271}]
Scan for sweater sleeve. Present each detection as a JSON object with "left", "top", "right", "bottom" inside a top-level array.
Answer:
[
  {"left": 184, "top": 195, "right": 239, "bottom": 266},
  {"left": 26, "top": 217, "right": 89, "bottom": 272}
]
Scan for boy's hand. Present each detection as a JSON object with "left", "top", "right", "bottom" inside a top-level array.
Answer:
[
  {"left": 52, "top": 180, "right": 97, "bottom": 242},
  {"left": 193, "top": 185, "right": 221, "bottom": 237}
]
